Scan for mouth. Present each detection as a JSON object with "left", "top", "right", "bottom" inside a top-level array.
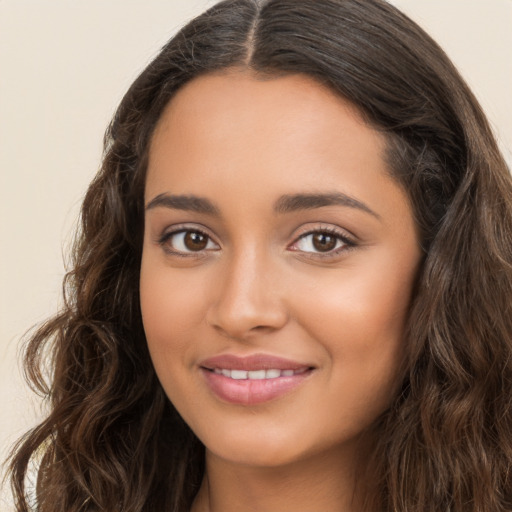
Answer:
[
  {"left": 199, "top": 354, "right": 315, "bottom": 405},
  {"left": 205, "top": 367, "right": 310, "bottom": 380}
]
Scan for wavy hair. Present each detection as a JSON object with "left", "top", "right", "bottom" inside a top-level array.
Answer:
[{"left": 8, "top": 0, "right": 512, "bottom": 510}]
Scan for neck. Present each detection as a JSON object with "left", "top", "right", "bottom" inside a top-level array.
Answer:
[{"left": 191, "top": 444, "right": 368, "bottom": 512}]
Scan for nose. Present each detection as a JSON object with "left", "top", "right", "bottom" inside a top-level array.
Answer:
[{"left": 206, "top": 249, "right": 289, "bottom": 341}]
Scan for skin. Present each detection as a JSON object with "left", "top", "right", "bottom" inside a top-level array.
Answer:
[{"left": 140, "top": 70, "right": 422, "bottom": 512}]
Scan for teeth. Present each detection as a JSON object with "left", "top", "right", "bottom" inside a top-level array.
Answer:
[
  {"left": 213, "top": 368, "right": 304, "bottom": 380},
  {"left": 247, "top": 370, "right": 266, "bottom": 379},
  {"left": 231, "top": 370, "right": 248, "bottom": 380}
]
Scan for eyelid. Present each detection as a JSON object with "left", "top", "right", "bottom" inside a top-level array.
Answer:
[
  {"left": 288, "top": 225, "right": 357, "bottom": 257},
  {"left": 155, "top": 222, "right": 357, "bottom": 259},
  {"left": 157, "top": 223, "right": 220, "bottom": 256}
]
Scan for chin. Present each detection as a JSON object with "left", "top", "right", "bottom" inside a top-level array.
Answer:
[
  {"left": 197, "top": 415, "right": 362, "bottom": 471},
  {"left": 195, "top": 418, "right": 306, "bottom": 468},
  {"left": 209, "top": 439, "right": 306, "bottom": 469}
]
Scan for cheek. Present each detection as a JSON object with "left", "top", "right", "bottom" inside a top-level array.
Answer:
[
  {"left": 292, "top": 251, "right": 415, "bottom": 396},
  {"left": 297, "top": 264, "right": 411, "bottom": 342},
  {"left": 139, "top": 256, "right": 206, "bottom": 369}
]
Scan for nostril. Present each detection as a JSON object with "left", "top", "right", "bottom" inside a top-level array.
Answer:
[{"left": 207, "top": 302, "right": 289, "bottom": 341}]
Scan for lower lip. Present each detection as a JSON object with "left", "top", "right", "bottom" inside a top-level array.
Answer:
[{"left": 201, "top": 369, "right": 312, "bottom": 405}]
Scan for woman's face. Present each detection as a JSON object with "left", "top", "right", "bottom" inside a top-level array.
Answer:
[{"left": 140, "top": 70, "right": 421, "bottom": 468}]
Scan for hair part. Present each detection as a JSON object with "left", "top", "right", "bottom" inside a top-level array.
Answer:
[{"left": 8, "top": 1, "right": 512, "bottom": 511}]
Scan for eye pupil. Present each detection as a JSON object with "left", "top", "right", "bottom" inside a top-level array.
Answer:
[
  {"left": 312, "top": 233, "right": 337, "bottom": 252},
  {"left": 184, "top": 231, "right": 208, "bottom": 251}
]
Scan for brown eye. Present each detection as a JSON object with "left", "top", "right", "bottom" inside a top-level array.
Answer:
[
  {"left": 312, "top": 233, "right": 337, "bottom": 252},
  {"left": 184, "top": 231, "right": 209, "bottom": 251},
  {"left": 161, "top": 229, "right": 219, "bottom": 254},
  {"left": 292, "top": 229, "right": 352, "bottom": 256}
]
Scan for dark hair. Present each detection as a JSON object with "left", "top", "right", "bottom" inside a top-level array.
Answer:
[{"left": 8, "top": 0, "right": 512, "bottom": 510}]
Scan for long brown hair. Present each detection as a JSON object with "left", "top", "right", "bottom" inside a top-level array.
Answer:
[{"left": 8, "top": 1, "right": 512, "bottom": 510}]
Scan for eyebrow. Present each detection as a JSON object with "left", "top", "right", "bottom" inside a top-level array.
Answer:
[
  {"left": 145, "top": 191, "right": 379, "bottom": 219},
  {"left": 145, "top": 193, "right": 220, "bottom": 215},
  {"left": 274, "top": 192, "right": 379, "bottom": 218}
]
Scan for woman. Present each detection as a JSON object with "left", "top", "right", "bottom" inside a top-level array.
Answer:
[{"left": 8, "top": 0, "right": 512, "bottom": 511}]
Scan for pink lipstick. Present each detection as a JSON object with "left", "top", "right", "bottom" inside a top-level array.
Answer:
[{"left": 200, "top": 354, "right": 314, "bottom": 405}]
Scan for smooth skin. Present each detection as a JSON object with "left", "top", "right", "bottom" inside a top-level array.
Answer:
[{"left": 140, "top": 70, "right": 422, "bottom": 512}]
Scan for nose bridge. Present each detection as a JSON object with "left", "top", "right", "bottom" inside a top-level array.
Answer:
[{"left": 207, "top": 243, "right": 287, "bottom": 338}]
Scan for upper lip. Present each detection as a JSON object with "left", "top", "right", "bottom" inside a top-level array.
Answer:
[{"left": 200, "top": 353, "right": 313, "bottom": 371}]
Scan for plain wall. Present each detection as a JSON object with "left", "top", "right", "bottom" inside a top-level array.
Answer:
[{"left": 1, "top": 0, "right": 511, "bottom": 508}]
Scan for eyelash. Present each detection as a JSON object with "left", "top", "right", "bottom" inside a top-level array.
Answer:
[
  {"left": 158, "top": 226, "right": 218, "bottom": 257},
  {"left": 290, "top": 226, "right": 356, "bottom": 258},
  {"left": 157, "top": 225, "right": 357, "bottom": 259}
]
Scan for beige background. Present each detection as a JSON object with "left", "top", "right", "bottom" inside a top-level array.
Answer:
[{"left": 1, "top": 0, "right": 511, "bottom": 507}]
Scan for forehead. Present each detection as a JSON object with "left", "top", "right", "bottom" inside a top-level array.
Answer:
[
  {"left": 147, "top": 70, "right": 389, "bottom": 193},
  {"left": 153, "top": 69, "right": 366, "bottom": 130},
  {"left": 150, "top": 70, "right": 376, "bottom": 145},
  {"left": 145, "top": 69, "right": 418, "bottom": 246}
]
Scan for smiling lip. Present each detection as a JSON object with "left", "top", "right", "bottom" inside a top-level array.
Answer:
[{"left": 200, "top": 354, "right": 314, "bottom": 405}]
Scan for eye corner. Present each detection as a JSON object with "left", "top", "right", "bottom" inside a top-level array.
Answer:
[
  {"left": 156, "top": 225, "right": 220, "bottom": 257},
  {"left": 288, "top": 225, "right": 358, "bottom": 260}
]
